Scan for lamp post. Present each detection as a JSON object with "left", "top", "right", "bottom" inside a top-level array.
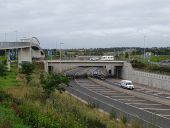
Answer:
[
  {"left": 143, "top": 35, "right": 146, "bottom": 61},
  {"left": 60, "top": 42, "right": 64, "bottom": 73}
]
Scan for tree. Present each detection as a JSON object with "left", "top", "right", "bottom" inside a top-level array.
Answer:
[
  {"left": 20, "top": 62, "right": 34, "bottom": 84},
  {"left": 40, "top": 72, "right": 70, "bottom": 98},
  {"left": 125, "top": 52, "right": 129, "bottom": 59},
  {"left": 0, "top": 61, "right": 8, "bottom": 78}
]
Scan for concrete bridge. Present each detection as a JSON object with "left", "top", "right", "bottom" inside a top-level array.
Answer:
[
  {"left": 45, "top": 60, "right": 170, "bottom": 91},
  {"left": 0, "top": 37, "right": 45, "bottom": 70},
  {"left": 44, "top": 60, "right": 125, "bottom": 77}
]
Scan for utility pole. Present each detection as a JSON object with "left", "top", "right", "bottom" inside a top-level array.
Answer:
[
  {"left": 144, "top": 35, "right": 146, "bottom": 60},
  {"left": 56, "top": 42, "right": 58, "bottom": 58},
  {"left": 60, "top": 42, "right": 64, "bottom": 73}
]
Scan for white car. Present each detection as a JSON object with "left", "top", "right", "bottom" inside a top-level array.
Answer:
[
  {"left": 120, "top": 80, "right": 134, "bottom": 90},
  {"left": 90, "top": 57, "right": 99, "bottom": 61}
]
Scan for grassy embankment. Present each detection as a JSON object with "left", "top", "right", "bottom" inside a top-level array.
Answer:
[
  {"left": 149, "top": 55, "right": 170, "bottom": 62},
  {"left": 0, "top": 63, "right": 143, "bottom": 128}
]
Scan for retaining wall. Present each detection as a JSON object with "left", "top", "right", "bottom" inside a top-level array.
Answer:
[{"left": 121, "top": 62, "right": 170, "bottom": 91}]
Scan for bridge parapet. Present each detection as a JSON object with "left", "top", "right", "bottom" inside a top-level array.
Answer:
[
  {"left": 45, "top": 60, "right": 125, "bottom": 75},
  {"left": 0, "top": 42, "right": 30, "bottom": 49}
]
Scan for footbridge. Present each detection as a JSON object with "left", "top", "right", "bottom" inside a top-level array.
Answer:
[
  {"left": 0, "top": 37, "right": 45, "bottom": 70},
  {"left": 44, "top": 60, "right": 125, "bottom": 78}
]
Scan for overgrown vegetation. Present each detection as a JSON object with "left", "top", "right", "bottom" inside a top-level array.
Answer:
[
  {"left": 0, "top": 62, "right": 145, "bottom": 128},
  {"left": 20, "top": 62, "right": 34, "bottom": 84},
  {"left": 0, "top": 59, "right": 8, "bottom": 78},
  {"left": 131, "top": 59, "right": 170, "bottom": 75},
  {"left": 40, "top": 72, "right": 70, "bottom": 99},
  {"left": 149, "top": 55, "right": 170, "bottom": 62}
]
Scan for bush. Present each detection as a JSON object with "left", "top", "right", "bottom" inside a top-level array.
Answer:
[
  {"left": 130, "top": 60, "right": 145, "bottom": 69},
  {"left": 40, "top": 72, "right": 70, "bottom": 99},
  {"left": 20, "top": 62, "right": 34, "bottom": 84},
  {"left": 0, "top": 61, "right": 8, "bottom": 78}
]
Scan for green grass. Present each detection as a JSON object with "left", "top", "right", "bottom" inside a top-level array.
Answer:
[
  {"left": 150, "top": 55, "right": 170, "bottom": 62},
  {"left": 2, "top": 62, "right": 143, "bottom": 128},
  {"left": 0, "top": 56, "right": 6, "bottom": 61},
  {"left": 0, "top": 63, "right": 19, "bottom": 89},
  {"left": 0, "top": 104, "right": 30, "bottom": 128}
]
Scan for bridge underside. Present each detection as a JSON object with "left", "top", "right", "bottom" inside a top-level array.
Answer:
[{"left": 45, "top": 61, "right": 124, "bottom": 78}]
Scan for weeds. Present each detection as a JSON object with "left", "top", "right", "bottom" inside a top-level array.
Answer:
[
  {"left": 121, "top": 115, "right": 127, "bottom": 125},
  {"left": 87, "top": 102, "right": 99, "bottom": 109},
  {"left": 110, "top": 110, "right": 117, "bottom": 120}
]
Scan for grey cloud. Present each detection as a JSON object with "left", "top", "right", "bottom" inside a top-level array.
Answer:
[{"left": 0, "top": 0, "right": 170, "bottom": 48}]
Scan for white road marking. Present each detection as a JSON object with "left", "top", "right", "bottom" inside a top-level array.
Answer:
[
  {"left": 111, "top": 96, "right": 134, "bottom": 98},
  {"left": 126, "top": 103, "right": 161, "bottom": 105},
  {"left": 140, "top": 108, "right": 170, "bottom": 110},
  {"left": 135, "top": 88, "right": 145, "bottom": 91},
  {"left": 118, "top": 99, "right": 146, "bottom": 102},
  {"left": 145, "top": 90, "right": 155, "bottom": 93}
]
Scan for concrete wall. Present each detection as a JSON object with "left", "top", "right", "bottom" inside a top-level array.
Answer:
[
  {"left": 32, "top": 49, "right": 44, "bottom": 58},
  {"left": 18, "top": 47, "right": 32, "bottom": 64},
  {"left": 122, "top": 62, "right": 170, "bottom": 91},
  {"left": 44, "top": 61, "right": 124, "bottom": 75}
]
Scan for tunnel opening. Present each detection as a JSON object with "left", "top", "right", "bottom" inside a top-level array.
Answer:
[
  {"left": 48, "top": 66, "right": 53, "bottom": 73},
  {"left": 114, "top": 66, "right": 122, "bottom": 79}
]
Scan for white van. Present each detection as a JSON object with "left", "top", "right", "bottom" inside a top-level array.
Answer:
[
  {"left": 100, "top": 56, "right": 114, "bottom": 61},
  {"left": 120, "top": 80, "right": 134, "bottom": 90}
]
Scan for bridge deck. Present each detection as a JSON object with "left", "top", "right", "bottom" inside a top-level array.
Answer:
[{"left": 0, "top": 42, "right": 40, "bottom": 49}]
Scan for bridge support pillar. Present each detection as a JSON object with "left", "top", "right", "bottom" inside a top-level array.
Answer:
[
  {"left": 6, "top": 50, "right": 11, "bottom": 71},
  {"left": 18, "top": 47, "right": 32, "bottom": 65},
  {"left": 106, "top": 65, "right": 115, "bottom": 76}
]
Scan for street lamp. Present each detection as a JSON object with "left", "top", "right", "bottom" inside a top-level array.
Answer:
[
  {"left": 60, "top": 42, "right": 64, "bottom": 73},
  {"left": 143, "top": 35, "right": 146, "bottom": 60}
]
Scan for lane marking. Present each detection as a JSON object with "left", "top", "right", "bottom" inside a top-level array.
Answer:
[
  {"left": 126, "top": 103, "right": 161, "bottom": 105},
  {"left": 74, "top": 78, "right": 170, "bottom": 123},
  {"left": 111, "top": 96, "right": 134, "bottom": 98},
  {"left": 118, "top": 99, "right": 146, "bottom": 102},
  {"left": 69, "top": 86, "right": 162, "bottom": 128},
  {"left": 143, "top": 108, "right": 170, "bottom": 111}
]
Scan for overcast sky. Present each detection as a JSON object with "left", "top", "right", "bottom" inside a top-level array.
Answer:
[{"left": 0, "top": 0, "right": 170, "bottom": 49}]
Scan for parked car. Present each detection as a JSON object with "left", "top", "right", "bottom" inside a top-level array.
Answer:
[{"left": 120, "top": 80, "right": 134, "bottom": 90}]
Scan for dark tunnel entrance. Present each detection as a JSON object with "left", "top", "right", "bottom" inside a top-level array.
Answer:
[{"left": 114, "top": 66, "right": 122, "bottom": 79}]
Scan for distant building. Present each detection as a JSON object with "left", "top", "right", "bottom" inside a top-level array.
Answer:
[{"left": 144, "top": 52, "right": 152, "bottom": 58}]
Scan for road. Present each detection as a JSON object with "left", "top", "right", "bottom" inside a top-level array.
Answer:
[{"left": 65, "top": 67, "right": 170, "bottom": 128}]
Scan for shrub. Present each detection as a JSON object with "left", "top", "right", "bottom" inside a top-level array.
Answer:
[
  {"left": 20, "top": 62, "right": 34, "bottom": 84},
  {"left": 0, "top": 61, "right": 8, "bottom": 78},
  {"left": 40, "top": 72, "right": 70, "bottom": 99}
]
